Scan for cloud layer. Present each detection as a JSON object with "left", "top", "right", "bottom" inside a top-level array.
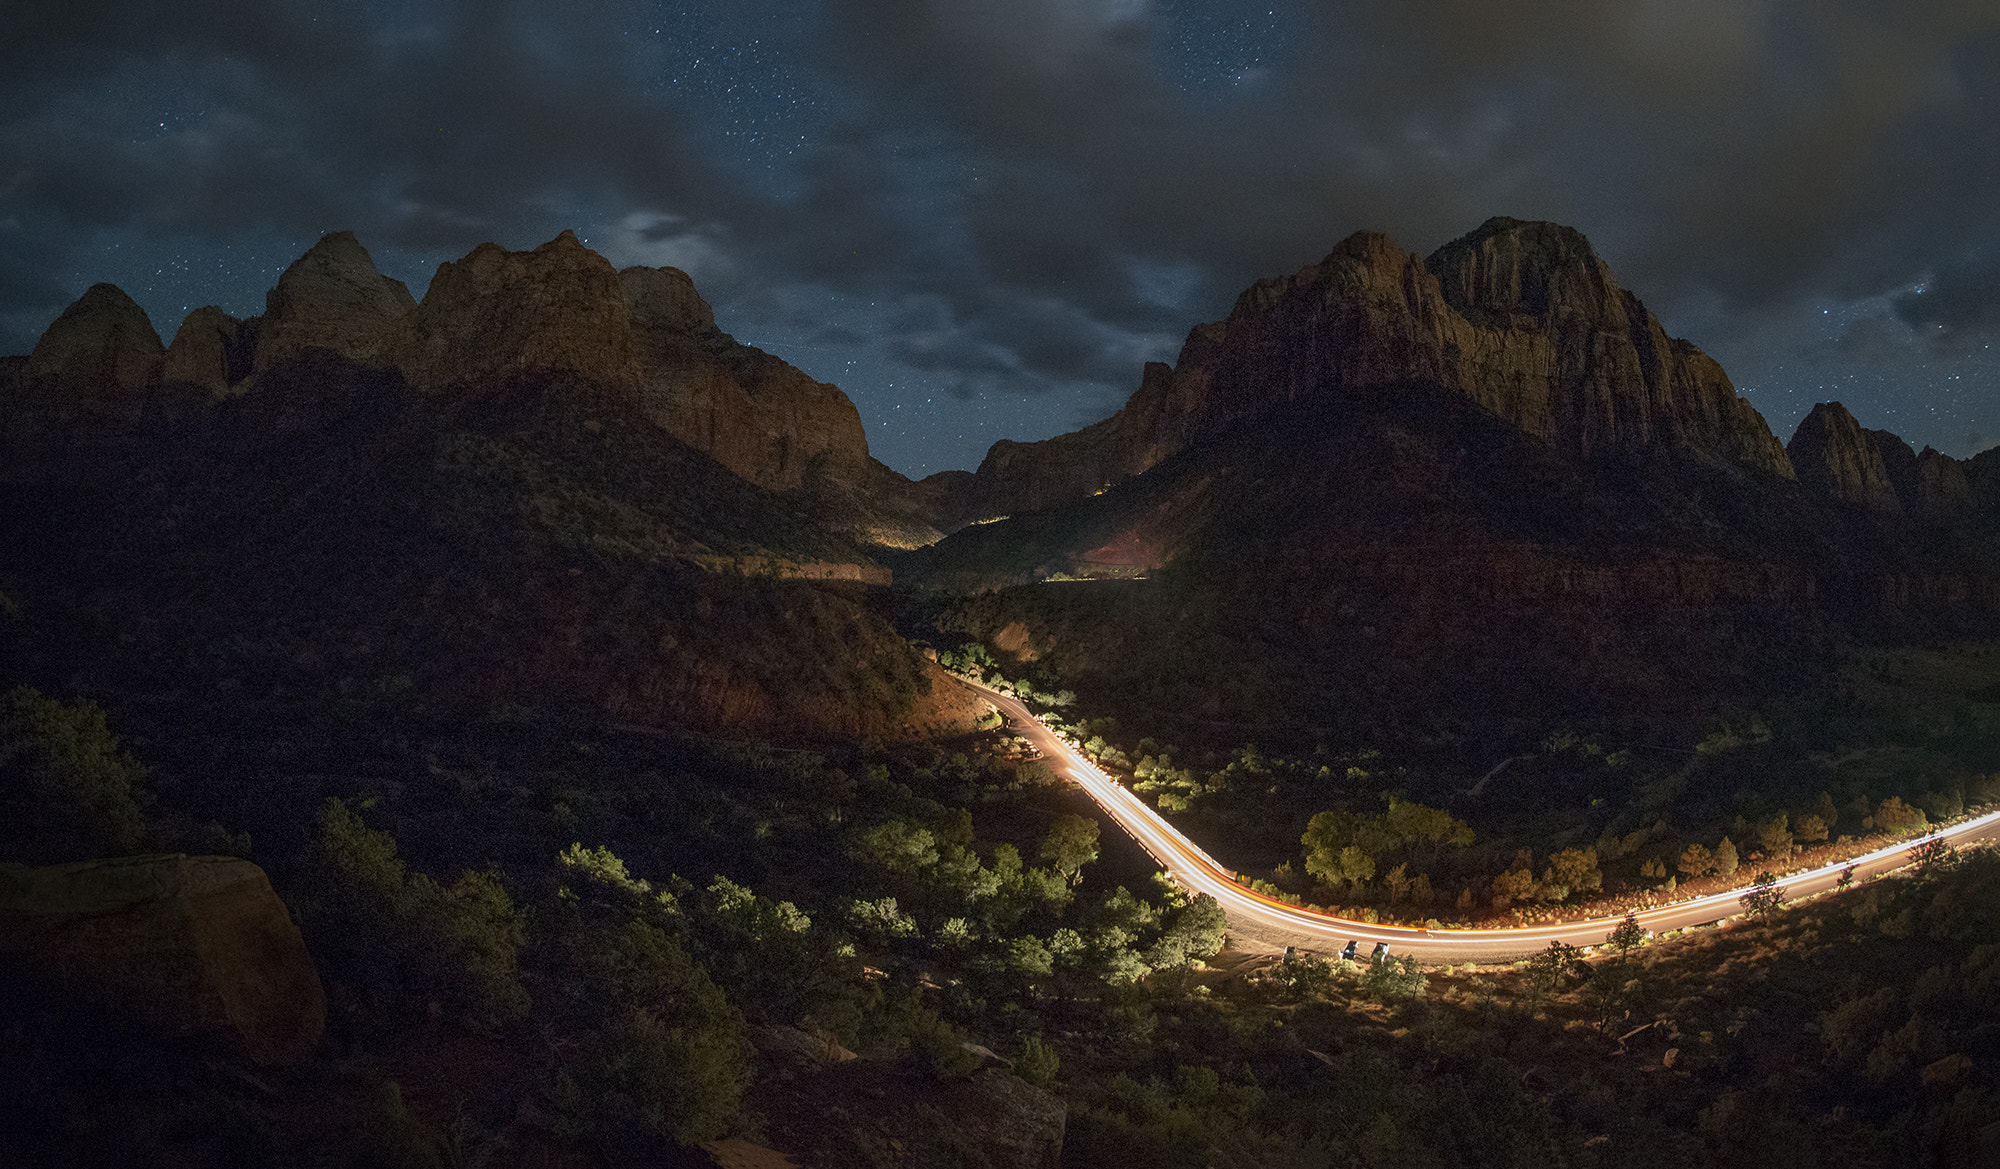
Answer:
[{"left": 5, "top": 0, "right": 1999, "bottom": 472}]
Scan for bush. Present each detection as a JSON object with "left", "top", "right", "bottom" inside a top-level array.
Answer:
[
  {"left": 0, "top": 686, "right": 149, "bottom": 863},
  {"left": 539, "top": 856, "right": 750, "bottom": 1148},
  {"left": 303, "top": 799, "right": 529, "bottom": 1027},
  {"left": 1016, "top": 1034, "right": 1060, "bottom": 1088}
]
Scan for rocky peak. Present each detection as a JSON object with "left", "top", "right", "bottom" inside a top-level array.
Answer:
[
  {"left": 163, "top": 306, "right": 257, "bottom": 398},
  {"left": 1918, "top": 446, "right": 1975, "bottom": 520},
  {"left": 956, "top": 218, "right": 1795, "bottom": 523},
  {"left": 254, "top": 230, "right": 415, "bottom": 372},
  {"left": 399, "top": 229, "right": 638, "bottom": 395},
  {"left": 1788, "top": 402, "right": 1902, "bottom": 512},
  {"left": 1427, "top": 216, "right": 1624, "bottom": 327},
  {"left": 25, "top": 283, "right": 165, "bottom": 404},
  {"left": 619, "top": 264, "right": 718, "bottom": 339}
]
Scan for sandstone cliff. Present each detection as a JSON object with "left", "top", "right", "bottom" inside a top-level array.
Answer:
[
  {"left": 1786, "top": 401, "right": 1982, "bottom": 521},
  {"left": 621, "top": 263, "right": 874, "bottom": 494},
  {"left": 399, "top": 230, "right": 639, "bottom": 395},
  {"left": 163, "top": 305, "right": 256, "bottom": 398},
  {"left": 23, "top": 283, "right": 165, "bottom": 412},
  {"left": 253, "top": 230, "right": 415, "bottom": 373},
  {"left": 1789, "top": 402, "right": 1903, "bottom": 513},
  {"left": 961, "top": 218, "right": 1795, "bottom": 521}
]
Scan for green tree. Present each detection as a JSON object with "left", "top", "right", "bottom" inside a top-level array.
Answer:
[
  {"left": 1542, "top": 847, "right": 1602, "bottom": 901},
  {"left": 305, "top": 800, "right": 528, "bottom": 1026},
  {"left": 540, "top": 845, "right": 750, "bottom": 1148},
  {"left": 1041, "top": 813, "right": 1101, "bottom": 885},
  {"left": 852, "top": 819, "right": 939, "bottom": 875},
  {"left": 1755, "top": 812, "right": 1793, "bottom": 862},
  {"left": 1490, "top": 866, "right": 1538, "bottom": 907},
  {"left": 1522, "top": 940, "right": 1582, "bottom": 1012},
  {"left": 1359, "top": 955, "right": 1428, "bottom": 1001},
  {"left": 1677, "top": 842, "right": 1715, "bottom": 880},
  {"left": 1713, "top": 836, "right": 1740, "bottom": 878},
  {"left": 1740, "top": 871, "right": 1785, "bottom": 919},
  {"left": 1873, "top": 797, "right": 1928, "bottom": 836},
  {"left": 0, "top": 685, "right": 149, "bottom": 863},
  {"left": 1015, "top": 1035, "right": 1060, "bottom": 1088}
]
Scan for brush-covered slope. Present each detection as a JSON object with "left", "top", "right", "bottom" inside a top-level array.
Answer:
[{"left": 0, "top": 234, "right": 982, "bottom": 742}]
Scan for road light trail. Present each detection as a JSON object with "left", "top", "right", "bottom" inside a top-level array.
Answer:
[{"left": 969, "top": 680, "right": 2000, "bottom": 961}]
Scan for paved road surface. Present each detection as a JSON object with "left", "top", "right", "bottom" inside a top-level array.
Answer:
[{"left": 971, "top": 681, "right": 2000, "bottom": 962}]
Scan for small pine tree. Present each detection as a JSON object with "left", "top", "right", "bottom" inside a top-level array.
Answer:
[{"left": 1713, "top": 836, "right": 1740, "bottom": 877}]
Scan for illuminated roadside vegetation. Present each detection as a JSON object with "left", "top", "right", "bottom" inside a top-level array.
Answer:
[{"left": 933, "top": 638, "right": 2000, "bottom": 927}]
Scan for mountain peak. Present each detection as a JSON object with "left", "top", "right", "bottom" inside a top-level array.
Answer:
[
  {"left": 256, "top": 230, "right": 416, "bottom": 372},
  {"left": 399, "top": 231, "right": 636, "bottom": 394},
  {"left": 1427, "top": 216, "right": 1619, "bottom": 324},
  {"left": 25, "top": 282, "right": 164, "bottom": 402}
]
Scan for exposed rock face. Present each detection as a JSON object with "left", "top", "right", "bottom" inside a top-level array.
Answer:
[
  {"left": 1788, "top": 402, "right": 1903, "bottom": 512},
  {"left": 1867, "top": 427, "right": 1923, "bottom": 513},
  {"left": 0, "top": 853, "right": 325, "bottom": 1065},
  {"left": 1918, "top": 445, "right": 1975, "bottom": 520},
  {"left": 24, "top": 283, "right": 165, "bottom": 408},
  {"left": 163, "top": 305, "right": 256, "bottom": 397},
  {"left": 621, "top": 263, "right": 873, "bottom": 493},
  {"left": 400, "top": 230, "right": 638, "bottom": 395},
  {"left": 962, "top": 218, "right": 1794, "bottom": 520},
  {"left": 254, "top": 230, "right": 415, "bottom": 373}
]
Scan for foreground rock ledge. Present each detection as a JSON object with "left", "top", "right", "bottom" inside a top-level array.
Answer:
[{"left": 0, "top": 853, "right": 326, "bottom": 1065}]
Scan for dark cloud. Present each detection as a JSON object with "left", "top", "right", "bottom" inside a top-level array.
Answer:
[
  {"left": 1894, "top": 246, "right": 2000, "bottom": 345},
  {"left": 6, "top": 1, "right": 2000, "bottom": 470}
]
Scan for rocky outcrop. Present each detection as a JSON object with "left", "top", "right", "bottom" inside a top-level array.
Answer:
[
  {"left": 622, "top": 263, "right": 873, "bottom": 493},
  {"left": 163, "top": 305, "right": 257, "bottom": 397},
  {"left": 0, "top": 853, "right": 325, "bottom": 1065},
  {"left": 961, "top": 219, "right": 1794, "bottom": 521},
  {"left": 253, "top": 230, "right": 415, "bottom": 373},
  {"left": 1918, "top": 446, "right": 1975, "bottom": 520},
  {"left": 1788, "top": 402, "right": 1903, "bottom": 513},
  {"left": 400, "top": 230, "right": 638, "bottom": 395},
  {"left": 24, "top": 283, "right": 165, "bottom": 409}
]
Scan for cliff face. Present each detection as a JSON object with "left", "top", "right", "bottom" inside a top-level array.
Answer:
[
  {"left": 1789, "top": 402, "right": 1903, "bottom": 512},
  {"left": 254, "top": 230, "right": 416, "bottom": 373},
  {"left": 1785, "top": 401, "right": 1983, "bottom": 521},
  {"left": 13, "top": 230, "right": 897, "bottom": 512},
  {"left": 162, "top": 306, "right": 256, "bottom": 398},
  {"left": 620, "top": 264, "right": 873, "bottom": 494},
  {"left": 399, "top": 230, "right": 639, "bottom": 396},
  {"left": 23, "top": 283, "right": 165, "bottom": 412},
  {"left": 962, "top": 218, "right": 1794, "bottom": 520}
]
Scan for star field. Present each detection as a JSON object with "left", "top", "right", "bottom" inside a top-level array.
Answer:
[{"left": 5, "top": 1, "right": 2000, "bottom": 475}]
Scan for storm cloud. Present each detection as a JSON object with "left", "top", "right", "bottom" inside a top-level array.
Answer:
[{"left": 5, "top": 0, "right": 1999, "bottom": 473}]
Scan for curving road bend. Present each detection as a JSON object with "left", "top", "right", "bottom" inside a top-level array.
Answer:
[{"left": 969, "top": 680, "right": 2000, "bottom": 962}]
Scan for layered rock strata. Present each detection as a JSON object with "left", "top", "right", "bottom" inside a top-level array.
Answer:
[{"left": 962, "top": 218, "right": 1795, "bottom": 520}]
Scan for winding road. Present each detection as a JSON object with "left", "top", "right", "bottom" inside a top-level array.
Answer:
[{"left": 971, "top": 680, "right": 2000, "bottom": 962}]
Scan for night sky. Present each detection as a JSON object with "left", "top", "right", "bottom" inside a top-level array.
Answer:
[{"left": 5, "top": 1, "right": 1999, "bottom": 477}]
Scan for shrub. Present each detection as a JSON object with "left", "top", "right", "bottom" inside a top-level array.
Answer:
[
  {"left": 303, "top": 799, "right": 529, "bottom": 1027},
  {"left": 1016, "top": 1034, "right": 1060, "bottom": 1088},
  {"left": 0, "top": 686, "right": 149, "bottom": 863}
]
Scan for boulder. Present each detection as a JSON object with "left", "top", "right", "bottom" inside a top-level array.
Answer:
[{"left": 0, "top": 853, "right": 325, "bottom": 1065}]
